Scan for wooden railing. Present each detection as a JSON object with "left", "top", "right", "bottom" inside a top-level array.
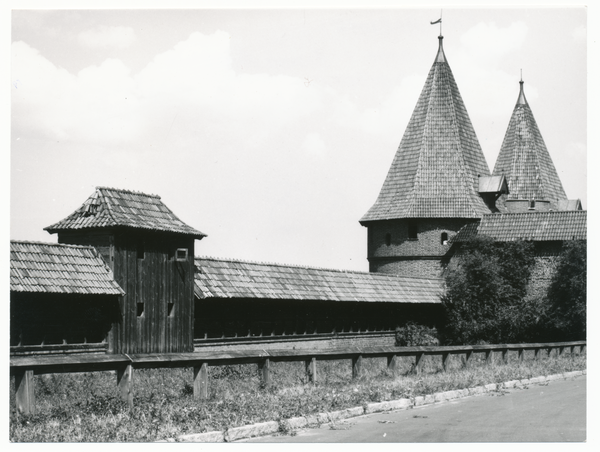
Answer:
[{"left": 10, "top": 341, "right": 586, "bottom": 415}]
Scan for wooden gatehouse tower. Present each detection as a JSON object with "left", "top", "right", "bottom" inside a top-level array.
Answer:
[{"left": 45, "top": 187, "right": 206, "bottom": 353}]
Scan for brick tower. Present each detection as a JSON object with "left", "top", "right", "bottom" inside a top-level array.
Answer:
[{"left": 360, "top": 35, "right": 496, "bottom": 278}]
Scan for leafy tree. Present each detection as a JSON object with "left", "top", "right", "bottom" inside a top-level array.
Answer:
[
  {"left": 441, "top": 236, "right": 535, "bottom": 344},
  {"left": 546, "top": 240, "right": 586, "bottom": 340}
]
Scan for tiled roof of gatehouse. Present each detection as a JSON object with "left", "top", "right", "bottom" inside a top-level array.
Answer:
[{"left": 45, "top": 187, "right": 206, "bottom": 238}]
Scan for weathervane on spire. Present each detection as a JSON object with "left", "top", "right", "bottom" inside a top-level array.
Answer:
[{"left": 430, "top": 10, "right": 442, "bottom": 36}]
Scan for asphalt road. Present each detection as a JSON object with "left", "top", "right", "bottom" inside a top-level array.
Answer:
[{"left": 241, "top": 375, "right": 586, "bottom": 442}]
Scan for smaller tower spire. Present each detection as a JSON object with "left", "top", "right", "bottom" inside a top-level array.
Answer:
[
  {"left": 435, "top": 35, "right": 446, "bottom": 63},
  {"left": 517, "top": 76, "right": 527, "bottom": 105}
]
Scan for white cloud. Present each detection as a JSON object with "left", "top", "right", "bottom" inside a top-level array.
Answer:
[
  {"left": 11, "top": 31, "right": 324, "bottom": 147},
  {"left": 302, "top": 132, "right": 327, "bottom": 159},
  {"left": 460, "top": 22, "right": 528, "bottom": 61},
  {"left": 78, "top": 25, "right": 137, "bottom": 49}
]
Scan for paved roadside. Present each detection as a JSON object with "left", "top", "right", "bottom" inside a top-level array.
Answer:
[{"left": 240, "top": 375, "right": 586, "bottom": 443}]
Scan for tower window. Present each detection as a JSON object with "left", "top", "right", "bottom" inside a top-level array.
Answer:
[
  {"left": 137, "top": 302, "right": 144, "bottom": 317},
  {"left": 529, "top": 199, "right": 536, "bottom": 210},
  {"left": 441, "top": 232, "right": 449, "bottom": 245},
  {"left": 408, "top": 221, "right": 418, "bottom": 239},
  {"left": 176, "top": 248, "right": 188, "bottom": 261},
  {"left": 168, "top": 302, "right": 174, "bottom": 317},
  {"left": 385, "top": 233, "right": 391, "bottom": 246}
]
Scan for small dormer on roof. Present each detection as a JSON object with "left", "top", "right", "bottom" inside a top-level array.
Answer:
[
  {"left": 45, "top": 187, "right": 206, "bottom": 239},
  {"left": 493, "top": 79, "right": 568, "bottom": 211},
  {"left": 361, "top": 35, "right": 492, "bottom": 223},
  {"left": 478, "top": 174, "right": 509, "bottom": 212}
]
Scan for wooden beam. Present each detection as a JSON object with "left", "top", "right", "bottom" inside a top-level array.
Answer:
[
  {"left": 259, "top": 358, "right": 271, "bottom": 388},
  {"left": 415, "top": 352, "right": 424, "bottom": 375},
  {"left": 485, "top": 350, "right": 493, "bottom": 365},
  {"left": 193, "top": 362, "right": 209, "bottom": 400},
  {"left": 305, "top": 357, "right": 317, "bottom": 384},
  {"left": 465, "top": 350, "right": 473, "bottom": 368},
  {"left": 117, "top": 364, "right": 133, "bottom": 409},
  {"left": 352, "top": 355, "right": 362, "bottom": 379},
  {"left": 442, "top": 352, "right": 450, "bottom": 371},
  {"left": 387, "top": 354, "right": 397, "bottom": 374},
  {"left": 15, "top": 370, "right": 35, "bottom": 416}
]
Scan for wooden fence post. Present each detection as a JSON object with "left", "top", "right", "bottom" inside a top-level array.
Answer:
[
  {"left": 534, "top": 348, "right": 541, "bottom": 360},
  {"left": 580, "top": 344, "right": 586, "bottom": 354},
  {"left": 442, "top": 352, "right": 450, "bottom": 372},
  {"left": 259, "top": 358, "right": 271, "bottom": 388},
  {"left": 518, "top": 349, "right": 524, "bottom": 362},
  {"left": 415, "top": 352, "right": 424, "bottom": 375},
  {"left": 305, "top": 357, "right": 317, "bottom": 384},
  {"left": 117, "top": 364, "right": 133, "bottom": 410},
  {"left": 559, "top": 346, "right": 564, "bottom": 356},
  {"left": 352, "top": 355, "right": 362, "bottom": 379},
  {"left": 387, "top": 355, "right": 397, "bottom": 374},
  {"left": 485, "top": 350, "right": 493, "bottom": 365},
  {"left": 193, "top": 362, "right": 209, "bottom": 400},
  {"left": 501, "top": 349, "right": 508, "bottom": 364},
  {"left": 15, "top": 370, "right": 35, "bottom": 416}
]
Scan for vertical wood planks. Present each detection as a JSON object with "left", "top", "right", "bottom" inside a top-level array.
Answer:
[
  {"left": 193, "top": 362, "right": 209, "bottom": 399},
  {"left": 117, "top": 364, "right": 133, "bottom": 410},
  {"left": 15, "top": 370, "right": 35, "bottom": 415}
]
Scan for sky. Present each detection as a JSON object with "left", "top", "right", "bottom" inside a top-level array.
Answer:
[{"left": 9, "top": 4, "right": 589, "bottom": 272}]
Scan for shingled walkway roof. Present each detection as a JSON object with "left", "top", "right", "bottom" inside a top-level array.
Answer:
[
  {"left": 45, "top": 187, "right": 206, "bottom": 238},
  {"left": 453, "top": 211, "right": 586, "bottom": 242},
  {"left": 10, "top": 240, "right": 124, "bottom": 295},
  {"left": 361, "top": 36, "right": 491, "bottom": 223},
  {"left": 195, "top": 257, "right": 443, "bottom": 303},
  {"left": 493, "top": 81, "right": 567, "bottom": 209}
]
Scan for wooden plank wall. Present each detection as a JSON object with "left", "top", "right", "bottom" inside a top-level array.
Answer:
[{"left": 113, "top": 232, "right": 194, "bottom": 354}]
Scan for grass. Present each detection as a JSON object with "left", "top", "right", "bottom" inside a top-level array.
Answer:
[{"left": 9, "top": 350, "right": 586, "bottom": 442}]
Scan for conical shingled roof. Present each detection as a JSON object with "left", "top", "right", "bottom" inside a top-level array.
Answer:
[
  {"left": 492, "top": 81, "right": 567, "bottom": 207},
  {"left": 361, "top": 36, "right": 491, "bottom": 223},
  {"left": 45, "top": 187, "right": 206, "bottom": 238}
]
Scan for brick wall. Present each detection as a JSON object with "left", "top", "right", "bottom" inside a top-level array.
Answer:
[{"left": 367, "top": 218, "right": 474, "bottom": 278}]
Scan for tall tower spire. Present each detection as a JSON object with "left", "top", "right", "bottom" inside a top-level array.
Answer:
[
  {"left": 360, "top": 35, "right": 491, "bottom": 278},
  {"left": 492, "top": 79, "right": 568, "bottom": 211}
]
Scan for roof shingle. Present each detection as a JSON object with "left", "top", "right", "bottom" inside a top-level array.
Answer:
[
  {"left": 45, "top": 187, "right": 206, "bottom": 238},
  {"left": 453, "top": 211, "right": 587, "bottom": 242},
  {"left": 361, "top": 36, "right": 491, "bottom": 223},
  {"left": 10, "top": 240, "right": 124, "bottom": 295},
  {"left": 195, "top": 257, "right": 443, "bottom": 303}
]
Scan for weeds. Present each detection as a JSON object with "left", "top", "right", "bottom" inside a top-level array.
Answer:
[{"left": 9, "top": 352, "right": 586, "bottom": 442}]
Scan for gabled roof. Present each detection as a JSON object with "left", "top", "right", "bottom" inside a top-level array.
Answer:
[
  {"left": 492, "top": 81, "right": 567, "bottom": 208},
  {"left": 361, "top": 36, "right": 491, "bottom": 223},
  {"left": 556, "top": 199, "right": 583, "bottom": 211},
  {"left": 195, "top": 257, "right": 443, "bottom": 304},
  {"left": 453, "top": 211, "right": 586, "bottom": 242},
  {"left": 45, "top": 187, "right": 206, "bottom": 238},
  {"left": 10, "top": 240, "right": 124, "bottom": 295}
]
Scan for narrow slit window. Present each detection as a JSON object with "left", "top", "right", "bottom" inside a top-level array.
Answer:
[
  {"left": 441, "top": 232, "right": 449, "bottom": 245},
  {"left": 168, "top": 302, "right": 174, "bottom": 317},
  {"left": 137, "top": 302, "right": 144, "bottom": 317},
  {"left": 385, "top": 233, "right": 391, "bottom": 246},
  {"left": 529, "top": 199, "right": 536, "bottom": 210}
]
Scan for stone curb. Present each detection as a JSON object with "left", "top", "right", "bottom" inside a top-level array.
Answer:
[{"left": 175, "top": 370, "right": 585, "bottom": 442}]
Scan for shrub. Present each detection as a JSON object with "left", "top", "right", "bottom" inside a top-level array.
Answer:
[{"left": 395, "top": 322, "right": 439, "bottom": 346}]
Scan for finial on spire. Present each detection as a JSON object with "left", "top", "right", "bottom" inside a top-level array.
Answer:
[
  {"left": 517, "top": 74, "right": 527, "bottom": 105},
  {"left": 430, "top": 10, "right": 442, "bottom": 37}
]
